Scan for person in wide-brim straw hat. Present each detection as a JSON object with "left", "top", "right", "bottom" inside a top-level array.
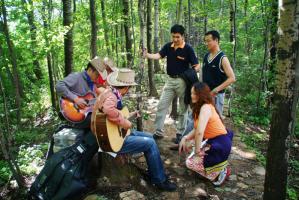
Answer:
[
  {"left": 93, "top": 67, "right": 177, "bottom": 192},
  {"left": 107, "top": 68, "right": 138, "bottom": 87}
]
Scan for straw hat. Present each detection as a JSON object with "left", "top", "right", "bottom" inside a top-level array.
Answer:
[
  {"left": 89, "top": 56, "right": 107, "bottom": 79},
  {"left": 107, "top": 68, "right": 138, "bottom": 87},
  {"left": 103, "top": 57, "right": 118, "bottom": 72}
]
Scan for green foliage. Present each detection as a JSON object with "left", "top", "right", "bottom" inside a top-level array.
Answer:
[
  {"left": 295, "top": 107, "right": 299, "bottom": 138},
  {"left": 96, "top": 196, "right": 109, "bottom": 200},
  {"left": 290, "top": 159, "right": 299, "bottom": 172},
  {"left": 17, "top": 143, "right": 48, "bottom": 176},
  {"left": 287, "top": 187, "right": 298, "bottom": 200},
  {"left": 240, "top": 131, "right": 267, "bottom": 166},
  {"left": 0, "top": 160, "right": 12, "bottom": 185},
  {"left": 15, "top": 128, "right": 49, "bottom": 146}
]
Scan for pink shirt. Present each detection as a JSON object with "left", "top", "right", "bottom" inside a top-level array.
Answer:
[{"left": 97, "top": 88, "right": 130, "bottom": 128}]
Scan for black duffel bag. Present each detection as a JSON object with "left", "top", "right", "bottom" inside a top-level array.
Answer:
[{"left": 28, "top": 129, "right": 98, "bottom": 200}]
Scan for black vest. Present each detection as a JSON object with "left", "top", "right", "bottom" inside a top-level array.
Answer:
[{"left": 202, "top": 51, "right": 227, "bottom": 93}]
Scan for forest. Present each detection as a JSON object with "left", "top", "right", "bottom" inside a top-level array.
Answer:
[{"left": 0, "top": 0, "right": 298, "bottom": 199}]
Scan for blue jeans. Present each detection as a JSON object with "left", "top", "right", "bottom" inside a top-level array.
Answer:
[
  {"left": 215, "top": 93, "right": 225, "bottom": 116},
  {"left": 118, "top": 130, "right": 166, "bottom": 184}
]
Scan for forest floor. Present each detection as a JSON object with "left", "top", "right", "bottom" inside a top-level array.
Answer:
[{"left": 85, "top": 96, "right": 266, "bottom": 200}]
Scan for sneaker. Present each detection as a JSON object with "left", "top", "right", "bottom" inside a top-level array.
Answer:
[
  {"left": 212, "top": 167, "right": 231, "bottom": 186},
  {"left": 154, "top": 179, "right": 177, "bottom": 191},
  {"left": 153, "top": 129, "right": 164, "bottom": 140}
]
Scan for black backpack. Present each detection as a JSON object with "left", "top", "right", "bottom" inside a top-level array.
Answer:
[{"left": 28, "top": 129, "right": 99, "bottom": 200}]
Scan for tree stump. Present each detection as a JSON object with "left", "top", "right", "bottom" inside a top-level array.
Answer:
[{"left": 88, "top": 153, "right": 146, "bottom": 189}]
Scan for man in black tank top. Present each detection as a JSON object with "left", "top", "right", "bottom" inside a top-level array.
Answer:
[{"left": 202, "top": 30, "right": 236, "bottom": 115}]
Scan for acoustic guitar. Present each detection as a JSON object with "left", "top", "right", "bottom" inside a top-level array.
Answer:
[
  {"left": 59, "top": 92, "right": 96, "bottom": 123},
  {"left": 91, "top": 106, "right": 137, "bottom": 152}
]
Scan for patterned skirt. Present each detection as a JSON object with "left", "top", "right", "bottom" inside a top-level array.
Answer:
[{"left": 186, "top": 130, "right": 233, "bottom": 181}]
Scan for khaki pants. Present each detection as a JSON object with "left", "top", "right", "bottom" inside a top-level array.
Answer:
[{"left": 154, "top": 77, "right": 188, "bottom": 134}]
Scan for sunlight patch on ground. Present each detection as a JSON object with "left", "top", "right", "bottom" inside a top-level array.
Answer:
[
  {"left": 245, "top": 126, "right": 267, "bottom": 134},
  {"left": 145, "top": 97, "right": 176, "bottom": 126},
  {"left": 231, "top": 146, "right": 256, "bottom": 160},
  {"left": 146, "top": 97, "right": 159, "bottom": 111},
  {"left": 164, "top": 114, "right": 175, "bottom": 125}
]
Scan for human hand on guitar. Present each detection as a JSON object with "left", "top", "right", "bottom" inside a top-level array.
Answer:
[
  {"left": 74, "top": 97, "right": 87, "bottom": 109},
  {"left": 123, "top": 121, "right": 132, "bottom": 130}
]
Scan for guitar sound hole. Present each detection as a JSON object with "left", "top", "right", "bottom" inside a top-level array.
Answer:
[{"left": 119, "top": 128, "right": 126, "bottom": 138}]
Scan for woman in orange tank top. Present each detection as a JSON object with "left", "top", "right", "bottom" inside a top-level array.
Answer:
[{"left": 179, "top": 82, "right": 233, "bottom": 186}]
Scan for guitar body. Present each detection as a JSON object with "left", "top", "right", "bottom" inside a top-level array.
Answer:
[
  {"left": 59, "top": 92, "right": 95, "bottom": 123},
  {"left": 91, "top": 106, "right": 130, "bottom": 152}
]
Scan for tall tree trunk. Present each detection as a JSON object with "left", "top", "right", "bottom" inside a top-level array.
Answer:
[
  {"left": 183, "top": 4, "right": 188, "bottom": 31},
  {"left": 256, "top": 0, "right": 269, "bottom": 112},
  {"left": 153, "top": 0, "right": 160, "bottom": 72},
  {"left": 62, "top": 0, "right": 73, "bottom": 76},
  {"left": 1, "top": 0, "right": 23, "bottom": 122},
  {"left": 203, "top": 0, "right": 207, "bottom": 34},
  {"left": 244, "top": 0, "right": 250, "bottom": 55},
  {"left": 73, "top": 0, "right": 76, "bottom": 12},
  {"left": 121, "top": 24, "right": 126, "bottom": 68},
  {"left": 137, "top": 0, "right": 146, "bottom": 131},
  {"left": 263, "top": 1, "right": 299, "bottom": 199},
  {"left": 42, "top": 0, "right": 57, "bottom": 110},
  {"left": 130, "top": 0, "right": 136, "bottom": 60},
  {"left": 219, "top": 0, "right": 224, "bottom": 16},
  {"left": 100, "top": 0, "right": 111, "bottom": 56},
  {"left": 115, "top": 25, "right": 119, "bottom": 66},
  {"left": 187, "top": 0, "right": 191, "bottom": 42},
  {"left": 267, "top": 0, "right": 278, "bottom": 110},
  {"left": 229, "top": 0, "right": 237, "bottom": 68},
  {"left": 0, "top": 42, "right": 13, "bottom": 146},
  {"left": 0, "top": 74, "right": 24, "bottom": 187},
  {"left": 176, "top": 0, "right": 183, "bottom": 24},
  {"left": 22, "top": 0, "right": 43, "bottom": 80},
  {"left": 0, "top": 41, "right": 13, "bottom": 86},
  {"left": 89, "top": 0, "right": 97, "bottom": 58},
  {"left": 147, "top": 0, "right": 158, "bottom": 97},
  {"left": 122, "top": 0, "right": 133, "bottom": 66}
]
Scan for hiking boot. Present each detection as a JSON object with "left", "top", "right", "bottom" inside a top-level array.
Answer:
[
  {"left": 212, "top": 167, "right": 231, "bottom": 186},
  {"left": 153, "top": 129, "right": 164, "bottom": 140},
  {"left": 154, "top": 179, "right": 177, "bottom": 191}
]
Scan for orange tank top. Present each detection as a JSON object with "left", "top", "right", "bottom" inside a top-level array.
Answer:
[{"left": 194, "top": 104, "right": 227, "bottom": 139}]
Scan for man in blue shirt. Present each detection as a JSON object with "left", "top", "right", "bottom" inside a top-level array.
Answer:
[{"left": 143, "top": 24, "right": 199, "bottom": 139}]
